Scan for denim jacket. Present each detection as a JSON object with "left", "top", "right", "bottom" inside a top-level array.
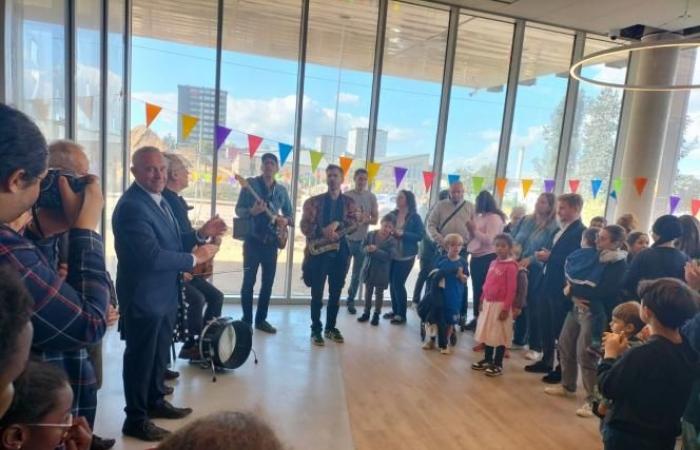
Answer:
[
  {"left": 235, "top": 176, "right": 293, "bottom": 227},
  {"left": 512, "top": 215, "right": 558, "bottom": 268}
]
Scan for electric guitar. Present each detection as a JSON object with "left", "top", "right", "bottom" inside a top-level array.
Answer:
[{"left": 234, "top": 174, "right": 288, "bottom": 249}]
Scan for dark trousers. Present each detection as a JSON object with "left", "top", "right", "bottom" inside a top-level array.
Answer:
[
  {"left": 513, "top": 264, "right": 543, "bottom": 349},
  {"left": 485, "top": 345, "right": 506, "bottom": 366},
  {"left": 310, "top": 251, "right": 350, "bottom": 333},
  {"left": 470, "top": 253, "right": 497, "bottom": 319},
  {"left": 390, "top": 257, "right": 415, "bottom": 319},
  {"left": 364, "top": 284, "right": 385, "bottom": 314},
  {"left": 184, "top": 277, "right": 224, "bottom": 344},
  {"left": 346, "top": 239, "right": 365, "bottom": 304},
  {"left": 540, "top": 291, "right": 570, "bottom": 368},
  {"left": 241, "top": 239, "right": 278, "bottom": 325},
  {"left": 603, "top": 426, "right": 675, "bottom": 450},
  {"left": 122, "top": 309, "right": 175, "bottom": 423},
  {"left": 412, "top": 255, "right": 433, "bottom": 304}
]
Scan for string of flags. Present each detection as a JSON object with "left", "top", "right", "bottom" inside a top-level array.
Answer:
[{"left": 141, "top": 98, "right": 700, "bottom": 216}]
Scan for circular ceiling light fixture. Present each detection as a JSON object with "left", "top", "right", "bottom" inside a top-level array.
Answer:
[{"left": 569, "top": 38, "right": 700, "bottom": 91}]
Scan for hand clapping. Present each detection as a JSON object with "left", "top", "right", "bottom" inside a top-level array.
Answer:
[{"left": 602, "top": 331, "right": 629, "bottom": 359}]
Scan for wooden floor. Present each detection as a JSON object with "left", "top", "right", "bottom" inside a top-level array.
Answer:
[{"left": 95, "top": 305, "right": 602, "bottom": 450}]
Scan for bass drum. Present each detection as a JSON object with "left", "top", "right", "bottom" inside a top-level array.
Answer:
[{"left": 199, "top": 317, "right": 253, "bottom": 370}]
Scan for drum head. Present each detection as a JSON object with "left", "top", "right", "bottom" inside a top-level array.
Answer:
[{"left": 200, "top": 317, "right": 252, "bottom": 370}]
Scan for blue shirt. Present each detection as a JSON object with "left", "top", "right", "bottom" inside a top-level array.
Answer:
[{"left": 511, "top": 215, "right": 558, "bottom": 266}]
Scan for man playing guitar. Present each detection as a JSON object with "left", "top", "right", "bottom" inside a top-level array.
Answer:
[
  {"left": 300, "top": 164, "right": 358, "bottom": 346},
  {"left": 235, "top": 153, "right": 292, "bottom": 334}
]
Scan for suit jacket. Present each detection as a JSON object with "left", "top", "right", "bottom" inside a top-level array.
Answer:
[
  {"left": 112, "top": 183, "right": 198, "bottom": 317},
  {"left": 541, "top": 219, "right": 586, "bottom": 298},
  {"left": 162, "top": 188, "right": 196, "bottom": 238}
]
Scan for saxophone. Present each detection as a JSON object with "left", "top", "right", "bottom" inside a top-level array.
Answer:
[{"left": 307, "top": 221, "right": 359, "bottom": 256}]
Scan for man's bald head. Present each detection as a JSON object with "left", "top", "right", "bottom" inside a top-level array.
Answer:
[
  {"left": 131, "top": 146, "right": 167, "bottom": 194},
  {"left": 449, "top": 181, "right": 464, "bottom": 203},
  {"left": 48, "top": 140, "right": 90, "bottom": 176}
]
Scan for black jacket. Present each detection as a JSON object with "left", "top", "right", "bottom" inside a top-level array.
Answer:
[
  {"left": 162, "top": 188, "right": 195, "bottom": 236},
  {"left": 541, "top": 219, "right": 586, "bottom": 298}
]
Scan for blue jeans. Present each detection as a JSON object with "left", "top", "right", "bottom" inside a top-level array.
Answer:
[
  {"left": 241, "top": 239, "right": 278, "bottom": 325},
  {"left": 603, "top": 425, "right": 675, "bottom": 450},
  {"left": 390, "top": 258, "right": 415, "bottom": 319},
  {"left": 346, "top": 239, "right": 365, "bottom": 305}
]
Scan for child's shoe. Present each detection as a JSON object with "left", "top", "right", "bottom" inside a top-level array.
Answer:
[
  {"left": 370, "top": 313, "right": 380, "bottom": 326},
  {"left": 357, "top": 313, "right": 370, "bottom": 323},
  {"left": 422, "top": 338, "right": 435, "bottom": 350},
  {"left": 576, "top": 402, "right": 594, "bottom": 418},
  {"left": 471, "top": 359, "right": 491, "bottom": 371},
  {"left": 485, "top": 365, "right": 503, "bottom": 377},
  {"left": 440, "top": 346, "right": 451, "bottom": 355}
]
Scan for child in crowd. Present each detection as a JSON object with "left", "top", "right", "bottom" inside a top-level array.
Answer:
[
  {"left": 433, "top": 233, "right": 469, "bottom": 355},
  {"left": 591, "top": 301, "right": 646, "bottom": 420},
  {"left": 598, "top": 278, "right": 699, "bottom": 450},
  {"left": 472, "top": 234, "right": 520, "bottom": 376},
  {"left": 590, "top": 216, "right": 607, "bottom": 228},
  {"left": 358, "top": 214, "right": 398, "bottom": 326},
  {"left": 625, "top": 231, "right": 649, "bottom": 262}
]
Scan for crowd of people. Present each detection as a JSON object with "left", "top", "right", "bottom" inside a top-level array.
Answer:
[{"left": 2, "top": 103, "right": 700, "bottom": 450}]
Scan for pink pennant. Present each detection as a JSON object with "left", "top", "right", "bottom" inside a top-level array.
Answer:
[
  {"left": 569, "top": 179, "right": 580, "bottom": 194},
  {"left": 248, "top": 135, "right": 263, "bottom": 158}
]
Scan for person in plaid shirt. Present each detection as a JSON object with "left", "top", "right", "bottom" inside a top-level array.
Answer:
[{"left": 0, "top": 105, "right": 110, "bottom": 439}]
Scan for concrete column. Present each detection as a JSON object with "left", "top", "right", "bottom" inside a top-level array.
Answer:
[{"left": 615, "top": 32, "right": 681, "bottom": 231}]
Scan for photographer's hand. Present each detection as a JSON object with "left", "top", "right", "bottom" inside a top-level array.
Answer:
[{"left": 72, "top": 176, "right": 104, "bottom": 230}]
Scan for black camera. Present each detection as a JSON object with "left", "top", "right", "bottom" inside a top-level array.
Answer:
[{"left": 36, "top": 169, "right": 89, "bottom": 210}]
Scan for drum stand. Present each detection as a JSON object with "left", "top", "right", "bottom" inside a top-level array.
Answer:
[{"left": 202, "top": 343, "right": 259, "bottom": 383}]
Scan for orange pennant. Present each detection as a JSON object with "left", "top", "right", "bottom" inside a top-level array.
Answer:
[
  {"left": 496, "top": 178, "right": 507, "bottom": 198},
  {"left": 145, "top": 103, "right": 162, "bottom": 127},
  {"left": 634, "top": 177, "right": 648, "bottom": 196},
  {"left": 339, "top": 156, "right": 353, "bottom": 176},
  {"left": 181, "top": 115, "right": 199, "bottom": 140},
  {"left": 521, "top": 179, "right": 533, "bottom": 198}
]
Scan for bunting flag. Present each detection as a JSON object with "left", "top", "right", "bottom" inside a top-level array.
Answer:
[
  {"left": 669, "top": 195, "right": 681, "bottom": 214},
  {"left": 422, "top": 171, "right": 434, "bottom": 191},
  {"left": 228, "top": 176, "right": 236, "bottom": 185},
  {"left": 448, "top": 174, "right": 461, "bottom": 186},
  {"left": 591, "top": 179, "right": 603, "bottom": 199},
  {"left": 339, "top": 156, "right": 353, "bottom": 176},
  {"left": 496, "top": 178, "right": 507, "bottom": 198},
  {"left": 569, "top": 179, "right": 580, "bottom": 194},
  {"left": 375, "top": 180, "right": 383, "bottom": 191},
  {"left": 610, "top": 190, "right": 618, "bottom": 200},
  {"left": 521, "top": 179, "right": 533, "bottom": 198},
  {"left": 309, "top": 150, "right": 324, "bottom": 172},
  {"left": 216, "top": 175, "right": 223, "bottom": 184},
  {"left": 394, "top": 167, "right": 408, "bottom": 188},
  {"left": 613, "top": 178, "right": 623, "bottom": 195},
  {"left": 367, "top": 162, "right": 381, "bottom": 183},
  {"left": 248, "top": 135, "right": 263, "bottom": 157},
  {"left": 472, "top": 176, "right": 484, "bottom": 193},
  {"left": 278, "top": 143, "right": 293, "bottom": 166},
  {"left": 191, "top": 172, "right": 199, "bottom": 182},
  {"left": 214, "top": 125, "right": 232, "bottom": 151},
  {"left": 693, "top": 199, "right": 700, "bottom": 217},
  {"left": 145, "top": 102, "right": 162, "bottom": 127},
  {"left": 77, "top": 96, "right": 94, "bottom": 119},
  {"left": 181, "top": 114, "right": 199, "bottom": 140},
  {"left": 544, "top": 179, "right": 555, "bottom": 193},
  {"left": 634, "top": 177, "right": 648, "bottom": 196}
]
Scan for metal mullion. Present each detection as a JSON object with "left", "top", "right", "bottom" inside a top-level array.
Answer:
[
  {"left": 210, "top": 0, "right": 224, "bottom": 218},
  {"left": 553, "top": 30, "right": 585, "bottom": 196},
  {"left": 494, "top": 19, "right": 524, "bottom": 200},
  {"left": 122, "top": 0, "right": 132, "bottom": 191},
  {"left": 99, "top": 0, "right": 108, "bottom": 237},
  {"left": 366, "top": 0, "right": 388, "bottom": 164},
  {"left": 66, "top": 0, "right": 76, "bottom": 139},
  {"left": 284, "top": 0, "right": 310, "bottom": 301}
]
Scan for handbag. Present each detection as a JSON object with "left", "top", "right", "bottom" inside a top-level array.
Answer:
[{"left": 232, "top": 217, "right": 252, "bottom": 241}]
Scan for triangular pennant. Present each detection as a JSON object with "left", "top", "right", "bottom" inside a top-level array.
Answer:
[
  {"left": 145, "top": 102, "right": 162, "bottom": 127},
  {"left": 634, "top": 177, "right": 648, "bottom": 196},
  {"left": 309, "top": 150, "right": 324, "bottom": 172},
  {"left": 77, "top": 96, "right": 94, "bottom": 119},
  {"left": 693, "top": 199, "right": 700, "bottom": 217},
  {"left": 214, "top": 125, "right": 232, "bottom": 151},
  {"left": 496, "top": 178, "right": 507, "bottom": 198},
  {"left": 278, "top": 143, "right": 293, "bottom": 166},
  {"left": 544, "top": 179, "right": 555, "bottom": 193},
  {"left": 472, "top": 176, "right": 484, "bottom": 193},
  {"left": 591, "top": 179, "right": 603, "bottom": 199},
  {"left": 448, "top": 174, "right": 460, "bottom": 186},
  {"left": 339, "top": 156, "right": 353, "bottom": 176},
  {"left": 568, "top": 179, "right": 580, "bottom": 194},
  {"left": 375, "top": 180, "right": 383, "bottom": 191},
  {"left": 216, "top": 175, "right": 223, "bottom": 184},
  {"left": 610, "top": 190, "right": 618, "bottom": 200},
  {"left": 228, "top": 176, "right": 236, "bottom": 185},
  {"left": 613, "top": 178, "right": 622, "bottom": 194},
  {"left": 521, "top": 179, "right": 533, "bottom": 198},
  {"left": 394, "top": 167, "right": 408, "bottom": 188},
  {"left": 367, "top": 162, "right": 381, "bottom": 183},
  {"left": 181, "top": 114, "right": 199, "bottom": 140},
  {"left": 669, "top": 195, "right": 681, "bottom": 214},
  {"left": 422, "top": 171, "right": 434, "bottom": 191},
  {"left": 248, "top": 135, "right": 263, "bottom": 158}
]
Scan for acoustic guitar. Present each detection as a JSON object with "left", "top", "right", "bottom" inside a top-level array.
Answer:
[{"left": 234, "top": 174, "right": 288, "bottom": 249}]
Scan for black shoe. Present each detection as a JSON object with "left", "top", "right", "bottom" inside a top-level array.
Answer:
[
  {"left": 148, "top": 400, "right": 193, "bottom": 419},
  {"left": 370, "top": 313, "right": 379, "bottom": 326},
  {"left": 122, "top": 420, "right": 170, "bottom": 442},
  {"left": 357, "top": 313, "right": 370, "bottom": 323},
  {"left": 524, "top": 361, "right": 552, "bottom": 374},
  {"left": 464, "top": 318, "right": 477, "bottom": 331},
  {"left": 471, "top": 359, "right": 492, "bottom": 371},
  {"left": 255, "top": 321, "right": 277, "bottom": 334},
  {"left": 542, "top": 369, "right": 562, "bottom": 384},
  {"left": 324, "top": 328, "right": 344, "bottom": 343},
  {"left": 178, "top": 345, "right": 200, "bottom": 360},
  {"left": 383, "top": 312, "right": 395, "bottom": 320},
  {"left": 485, "top": 365, "right": 503, "bottom": 377},
  {"left": 311, "top": 331, "right": 325, "bottom": 346},
  {"left": 347, "top": 303, "right": 357, "bottom": 315},
  {"left": 164, "top": 369, "right": 179, "bottom": 380},
  {"left": 162, "top": 385, "right": 174, "bottom": 395},
  {"left": 90, "top": 434, "right": 116, "bottom": 450},
  {"left": 390, "top": 315, "right": 406, "bottom": 325}
]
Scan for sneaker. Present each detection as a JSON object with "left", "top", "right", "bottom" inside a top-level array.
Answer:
[
  {"left": 440, "top": 347, "right": 451, "bottom": 355},
  {"left": 464, "top": 318, "right": 477, "bottom": 331},
  {"left": 544, "top": 385, "right": 575, "bottom": 397},
  {"left": 471, "top": 359, "right": 492, "bottom": 371},
  {"left": 485, "top": 365, "right": 503, "bottom": 377},
  {"left": 524, "top": 350, "right": 543, "bottom": 361},
  {"left": 390, "top": 315, "right": 406, "bottom": 324},
  {"left": 472, "top": 343, "right": 485, "bottom": 352},
  {"left": 370, "top": 313, "right": 379, "bottom": 326},
  {"left": 357, "top": 313, "right": 370, "bottom": 323},
  {"left": 382, "top": 312, "right": 395, "bottom": 320},
  {"left": 255, "top": 321, "right": 277, "bottom": 334},
  {"left": 524, "top": 361, "right": 552, "bottom": 373},
  {"left": 542, "top": 369, "right": 562, "bottom": 384},
  {"left": 422, "top": 338, "right": 435, "bottom": 350},
  {"left": 324, "top": 328, "right": 344, "bottom": 343},
  {"left": 576, "top": 402, "right": 594, "bottom": 418},
  {"left": 347, "top": 303, "right": 357, "bottom": 315},
  {"left": 311, "top": 331, "right": 325, "bottom": 346}
]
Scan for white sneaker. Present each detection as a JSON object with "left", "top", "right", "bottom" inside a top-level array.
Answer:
[
  {"left": 576, "top": 402, "right": 594, "bottom": 418},
  {"left": 440, "top": 347, "right": 451, "bottom": 355},
  {"left": 524, "top": 350, "right": 542, "bottom": 361},
  {"left": 510, "top": 343, "right": 527, "bottom": 350},
  {"left": 422, "top": 338, "right": 435, "bottom": 350},
  {"left": 544, "top": 385, "right": 575, "bottom": 397}
]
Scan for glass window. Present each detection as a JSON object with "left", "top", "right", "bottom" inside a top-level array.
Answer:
[
  {"left": 566, "top": 38, "right": 626, "bottom": 223},
  {"left": 290, "top": 0, "right": 378, "bottom": 297},
  {"left": 5, "top": 0, "right": 67, "bottom": 140},
  {"left": 441, "top": 15, "right": 513, "bottom": 196},
  {"left": 503, "top": 26, "right": 574, "bottom": 215},
  {"left": 216, "top": 0, "right": 301, "bottom": 297}
]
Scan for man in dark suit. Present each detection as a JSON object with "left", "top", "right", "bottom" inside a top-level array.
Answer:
[
  {"left": 113, "top": 147, "right": 224, "bottom": 441},
  {"left": 524, "top": 193, "right": 586, "bottom": 383},
  {"left": 162, "top": 153, "right": 224, "bottom": 360}
]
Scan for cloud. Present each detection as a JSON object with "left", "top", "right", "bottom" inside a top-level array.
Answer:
[
  {"left": 512, "top": 125, "right": 544, "bottom": 148},
  {"left": 338, "top": 92, "right": 359, "bottom": 104},
  {"left": 386, "top": 126, "right": 417, "bottom": 142}
]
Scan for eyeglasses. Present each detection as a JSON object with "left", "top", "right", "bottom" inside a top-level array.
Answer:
[{"left": 23, "top": 413, "right": 74, "bottom": 430}]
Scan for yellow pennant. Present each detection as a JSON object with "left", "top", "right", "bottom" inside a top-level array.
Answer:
[
  {"left": 181, "top": 114, "right": 199, "bottom": 140},
  {"left": 521, "top": 179, "right": 533, "bottom": 197},
  {"left": 366, "top": 162, "right": 381, "bottom": 183}
]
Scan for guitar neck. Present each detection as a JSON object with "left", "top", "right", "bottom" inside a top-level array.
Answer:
[{"left": 245, "top": 183, "right": 276, "bottom": 220}]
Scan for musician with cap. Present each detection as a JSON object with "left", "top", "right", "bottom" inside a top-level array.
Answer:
[
  {"left": 112, "top": 146, "right": 225, "bottom": 442},
  {"left": 300, "top": 164, "right": 358, "bottom": 346},
  {"left": 235, "top": 152, "right": 293, "bottom": 334},
  {"left": 162, "top": 153, "right": 224, "bottom": 360}
]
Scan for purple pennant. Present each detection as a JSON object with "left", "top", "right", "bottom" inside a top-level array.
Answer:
[
  {"left": 544, "top": 179, "right": 555, "bottom": 193},
  {"left": 669, "top": 195, "right": 681, "bottom": 214},
  {"left": 214, "top": 125, "right": 232, "bottom": 151},
  {"left": 394, "top": 166, "right": 408, "bottom": 188}
]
